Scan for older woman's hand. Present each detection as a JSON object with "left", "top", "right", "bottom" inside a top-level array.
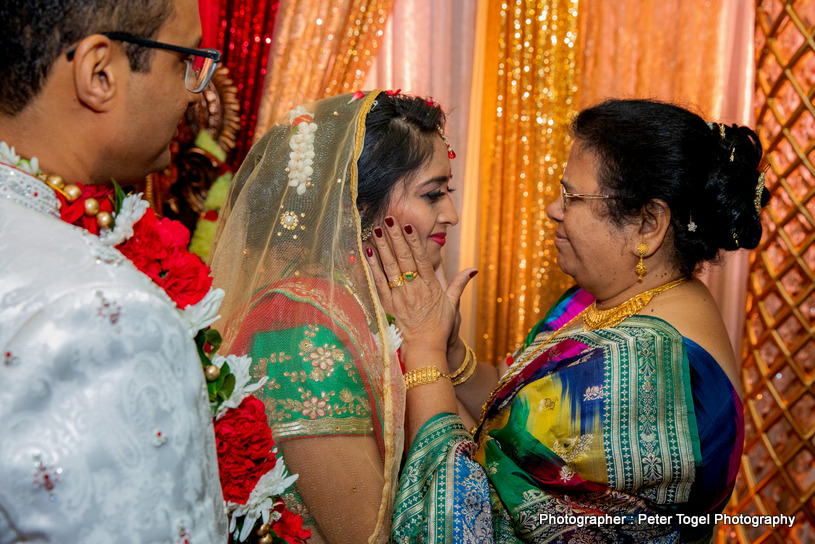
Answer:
[{"left": 366, "top": 216, "right": 476, "bottom": 354}]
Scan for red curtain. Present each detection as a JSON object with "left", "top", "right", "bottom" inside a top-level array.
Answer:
[{"left": 198, "top": 0, "right": 280, "bottom": 164}]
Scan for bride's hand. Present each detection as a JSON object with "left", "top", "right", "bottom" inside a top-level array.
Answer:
[{"left": 365, "top": 216, "right": 476, "bottom": 353}]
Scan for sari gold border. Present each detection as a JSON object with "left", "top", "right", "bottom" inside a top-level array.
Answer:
[{"left": 272, "top": 417, "right": 375, "bottom": 440}]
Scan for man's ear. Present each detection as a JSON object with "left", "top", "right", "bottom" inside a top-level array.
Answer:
[
  {"left": 636, "top": 199, "right": 671, "bottom": 255},
  {"left": 71, "top": 35, "right": 120, "bottom": 112}
]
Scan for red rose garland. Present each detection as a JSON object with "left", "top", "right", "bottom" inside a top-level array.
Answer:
[
  {"left": 117, "top": 208, "right": 212, "bottom": 309},
  {"left": 214, "top": 396, "right": 277, "bottom": 504}
]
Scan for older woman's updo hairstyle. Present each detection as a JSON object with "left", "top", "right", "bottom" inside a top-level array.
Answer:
[
  {"left": 356, "top": 93, "right": 447, "bottom": 230},
  {"left": 572, "top": 99, "right": 768, "bottom": 277}
]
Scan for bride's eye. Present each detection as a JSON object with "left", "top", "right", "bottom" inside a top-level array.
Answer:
[{"left": 423, "top": 187, "right": 455, "bottom": 203}]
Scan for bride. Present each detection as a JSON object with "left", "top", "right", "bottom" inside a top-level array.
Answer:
[{"left": 208, "top": 90, "right": 471, "bottom": 543}]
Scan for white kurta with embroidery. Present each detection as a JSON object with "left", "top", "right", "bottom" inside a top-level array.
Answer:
[{"left": 0, "top": 164, "right": 227, "bottom": 543}]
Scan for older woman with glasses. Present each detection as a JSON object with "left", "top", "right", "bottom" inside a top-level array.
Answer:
[{"left": 367, "top": 98, "right": 767, "bottom": 543}]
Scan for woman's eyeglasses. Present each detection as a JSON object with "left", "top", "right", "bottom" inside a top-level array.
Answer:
[{"left": 560, "top": 184, "right": 616, "bottom": 207}]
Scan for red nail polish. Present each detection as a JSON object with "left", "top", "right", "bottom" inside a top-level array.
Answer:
[
  {"left": 366, "top": 247, "right": 373, "bottom": 257},
  {"left": 469, "top": 270, "right": 478, "bottom": 278},
  {"left": 384, "top": 217, "right": 394, "bottom": 227},
  {"left": 374, "top": 227, "right": 383, "bottom": 238},
  {"left": 404, "top": 224, "right": 413, "bottom": 234}
]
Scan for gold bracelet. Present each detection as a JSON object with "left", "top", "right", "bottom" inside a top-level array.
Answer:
[
  {"left": 447, "top": 339, "right": 472, "bottom": 381},
  {"left": 451, "top": 340, "right": 477, "bottom": 386},
  {"left": 404, "top": 366, "right": 451, "bottom": 391}
]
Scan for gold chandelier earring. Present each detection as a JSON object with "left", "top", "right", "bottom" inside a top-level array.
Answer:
[{"left": 635, "top": 243, "right": 648, "bottom": 281}]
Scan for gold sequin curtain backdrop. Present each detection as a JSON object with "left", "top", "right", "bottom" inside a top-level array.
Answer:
[
  {"left": 475, "top": 0, "right": 580, "bottom": 363},
  {"left": 578, "top": 0, "right": 728, "bottom": 116},
  {"left": 255, "top": 0, "right": 395, "bottom": 137}
]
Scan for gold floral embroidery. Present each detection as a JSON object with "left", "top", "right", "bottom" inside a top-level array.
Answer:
[
  {"left": 284, "top": 370, "right": 307, "bottom": 383},
  {"left": 269, "top": 351, "right": 291, "bottom": 364},
  {"left": 268, "top": 385, "right": 371, "bottom": 423},
  {"left": 300, "top": 390, "right": 332, "bottom": 419},
  {"left": 298, "top": 338, "right": 315, "bottom": 354},
  {"left": 344, "top": 362, "right": 359, "bottom": 383},
  {"left": 265, "top": 396, "right": 293, "bottom": 422},
  {"left": 257, "top": 316, "right": 372, "bottom": 431},
  {"left": 335, "top": 388, "right": 370, "bottom": 416},
  {"left": 553, "top": 434, "right": 594, "bottom": 463},
  {"left": 583, "top": 385, "right": 604, "bottom": 401},
  {"left": 559, "top": 464, "right": 576, "bottom": 483},
  {"left": 538, "top": 398, "right": 557, "bottom": 411},
  {"left": 305, "top": 344, "right": 344, "bottom": 382},
  {"left": 272, "top": 283, "right": 374, "bottom": 364}
]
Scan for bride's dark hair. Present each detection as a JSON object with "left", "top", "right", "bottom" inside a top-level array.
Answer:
[{"left": 356, "top": 93, "right": 447, "bottom": 229}]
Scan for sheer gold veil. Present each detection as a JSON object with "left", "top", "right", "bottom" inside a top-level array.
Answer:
[{"left": 208, "top": 91, "right": 403, "bottom": 542}]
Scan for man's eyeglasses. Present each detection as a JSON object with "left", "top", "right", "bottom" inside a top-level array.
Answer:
[
  {"left": 560, "top": 184, "right": 616, "bottom": 207},
  {"left": 66, "top": 32, "right": 221, "bottom": 93}
]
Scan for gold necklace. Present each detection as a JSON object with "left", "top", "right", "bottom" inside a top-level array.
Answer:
[
  {"left": 582, "top": 277, "right": 688, "bottom": 331},
  {"left": 472, "top": 276, "right": 688, "bottom": 436}
]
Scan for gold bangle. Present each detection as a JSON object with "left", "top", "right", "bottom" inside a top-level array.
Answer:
[
  {"left": 404, "top": 366, "right": 451, "bottom": 391},
  {"left": 447, "top": 339, "right": 472, "bottom": 381},
  {"left": 451, "top": 340, "right": 477, "bottom": 386}
]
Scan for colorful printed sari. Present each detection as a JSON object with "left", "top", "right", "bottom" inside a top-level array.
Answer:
[{"left": 392, "top": 287, "right": 744, "bottom": 543}]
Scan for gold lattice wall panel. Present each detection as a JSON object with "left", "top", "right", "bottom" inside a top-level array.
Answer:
[{"left": 720, "top": 1, "right": 815, "bottom": 542}]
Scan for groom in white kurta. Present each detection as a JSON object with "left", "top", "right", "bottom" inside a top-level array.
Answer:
[{"left": 0, "top": 0, "right": 228, "bottom": 541}]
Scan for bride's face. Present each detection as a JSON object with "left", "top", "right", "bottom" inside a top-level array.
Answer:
[{"left": 385, "top": 136, "right": 459, "bottom": 268}]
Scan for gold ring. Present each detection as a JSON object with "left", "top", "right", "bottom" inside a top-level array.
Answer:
[
  {"left": 388, "top": 275, "right": 405, "bottom": 288},
  {"left": 403, "top": 270, "right": 419, "bottom": 282}
]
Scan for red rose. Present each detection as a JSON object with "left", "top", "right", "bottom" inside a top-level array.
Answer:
[
  {"left": 270, "top": 503, "right": 311, "bottom": 544},
  {"left": 117, "top": 209, "right": 212, "bottom": 308},
  {"left": 214, "top": 397, "right": 277, "bottom": 504},
  {"left": 56, "top": 183, "right": 115, "bottom": 235},
  {"left": 118, "top": 209, "right": 164, "bottom": 275},
  {"left": 155, "top": 213, "right": 191, "bottom": 248},
  {"left": 151, "top": 250, "right": 212, "bottom": 309}
]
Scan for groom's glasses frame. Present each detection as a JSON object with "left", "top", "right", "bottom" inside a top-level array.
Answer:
[{"left": 66, "top": 32, "right": 221, "bottom": 94}]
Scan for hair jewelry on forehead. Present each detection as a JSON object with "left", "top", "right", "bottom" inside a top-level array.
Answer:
[{"left": 436, "top": 126, "right": 456, "bottom": 159}]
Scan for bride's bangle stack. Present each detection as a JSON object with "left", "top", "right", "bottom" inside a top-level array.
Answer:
[{"left": 403, "top": 339, "right": 478, "bottom": 391}]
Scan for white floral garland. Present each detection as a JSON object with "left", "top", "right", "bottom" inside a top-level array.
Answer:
[
  {"left": 286, "top": 106, "right": 318, "bottom": 195},
  {"left": 374, "top": 323, "right": 403, "bottom": 356},
  {"left": 0, "top": 142, "right": 38, "bottom": 176}
]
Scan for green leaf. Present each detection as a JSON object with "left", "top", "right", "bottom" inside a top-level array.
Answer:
[
  {"left": 219, "top": 373, "right": 236, "bottom": 401},
  {"left": 111, "top": 179, "right": 126, "bottom": 215},
  {"left": 194, "top": 330, "right": 211, "bottom": 368},
  {"left": 205, "top": 328, "right": 223, "bottom": 354}
]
